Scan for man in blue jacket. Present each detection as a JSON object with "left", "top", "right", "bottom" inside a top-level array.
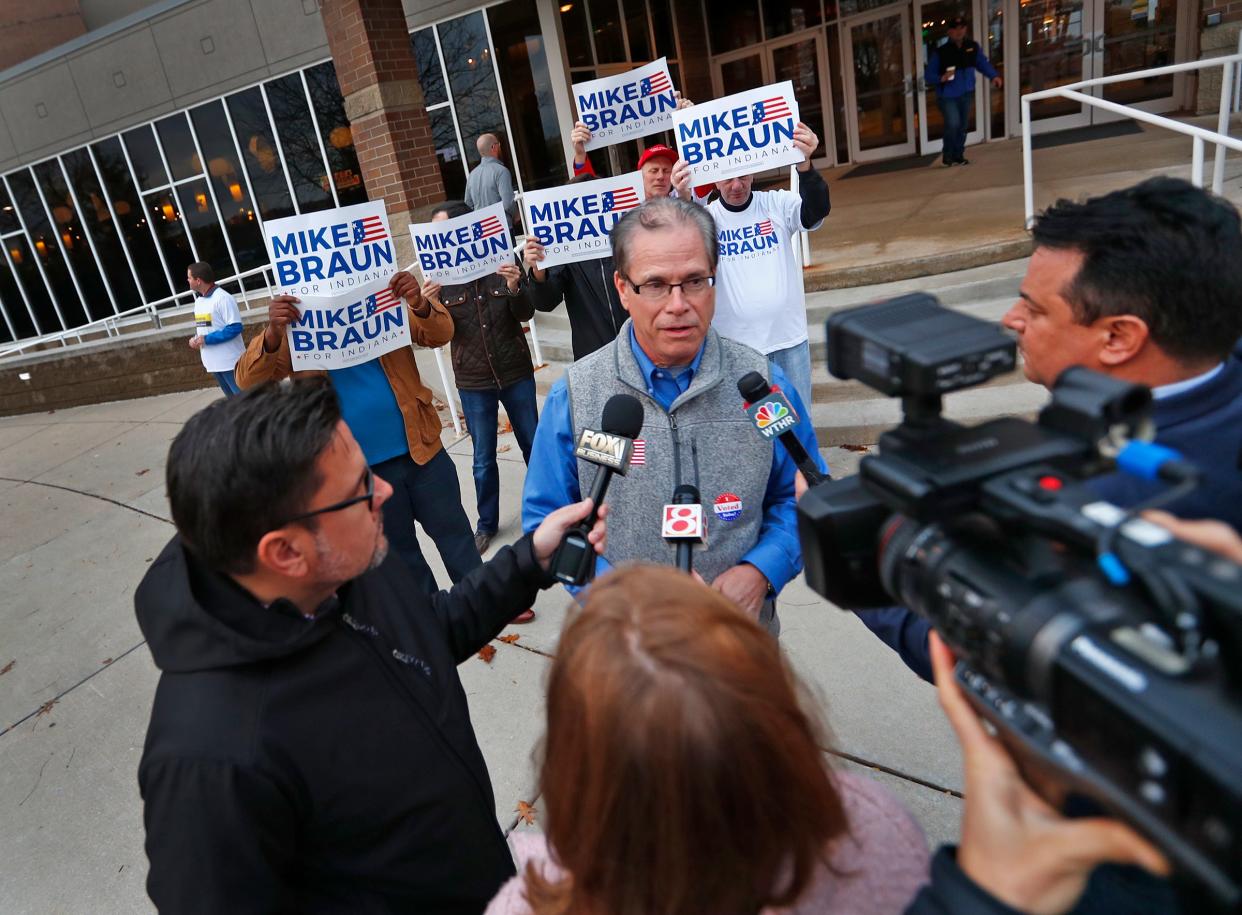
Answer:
[
  {"left": 860, "top": 177, "right": 1242, "bottom": 683},
  {"left": 924, "top": 16, "right": 1001, "bottom": 166}
]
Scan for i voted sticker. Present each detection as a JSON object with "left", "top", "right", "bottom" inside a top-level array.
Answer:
[{"left": 714, "top": 492, "right": 743, "bottom": 522}]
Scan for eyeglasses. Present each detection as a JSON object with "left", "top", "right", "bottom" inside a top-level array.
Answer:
[
  {"left": 622, "top": 274, "right": 715, "bottom": 301},
  {"left": 286, "top": 467, "right": 375, "bottom": 524}
]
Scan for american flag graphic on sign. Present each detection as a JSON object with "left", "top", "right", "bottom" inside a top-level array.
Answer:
[
  {"left": 752, "top": 97, "right": 793, "bottom": 123},
  {"left": 602, "top": 188, "right": 641, "bottom": 212},
  {"left": 758, "top": 219, "right": 774, "bottom": 236},
  {"left": 630, "top": 439, "right": 646, "bottom": 465},
  {"left": 473, "top": 216, "right": 506, "bottom": 240},
  {"left": 639, "top": 72, "right": 672, "bottom": 96},
  {"left": 365, "top": 289, "right": 401, "bottom": 316},
  {"left": 352, "top": 216, "right": 388, "bottom": 244}
]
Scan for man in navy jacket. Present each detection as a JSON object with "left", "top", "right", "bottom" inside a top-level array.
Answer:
[{"left": 857, "top": 177, "right": 1242, "bottom": 683}]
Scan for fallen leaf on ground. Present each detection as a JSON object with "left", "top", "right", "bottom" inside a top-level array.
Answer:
[
  {"left": 497, "top": 634, "right": 520, "bottom": 644},
  {"left": 135, "top": 468, "right": 149, "bottom": 476},
  {"left": 0, "top": 660, "right": 14, "bottom": 676},
  {"left": 101, "top": 658, "right": 113, "bottom": 666},
  {"left": 498, "top": 420, "right": 512, "bottom": 434},
  {"left": 477, "top": 644, "right": 497, "bottom": 663},
  {"left": 839, "top": 444, "right": 870, "bottom": 452},
  {"left": 496, "top": 444, "right": 511, "bottom": 454},
  {"left": 516, "top": 801, "right": 537, "bottom": 825},
  {"left": 35, "top": 699, "right": 57, "bottom": 718}
]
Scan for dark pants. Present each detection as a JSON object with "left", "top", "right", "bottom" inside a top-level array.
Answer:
[
  {"left": 458, "top": 376, "right": 539, "bottom": 535},
  {"left": 213, "top": 369, "right": 241, "bottom": 397},
  {"left": 938, "top": 93, "right": 973, "bottom": 164},
  {"left": 374, "top": 449, "right": 482, "bottom": 596}
]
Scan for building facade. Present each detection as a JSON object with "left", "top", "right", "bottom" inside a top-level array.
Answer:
[{"left": 0, "top": 0, "right": 1222, "bottom": 345}]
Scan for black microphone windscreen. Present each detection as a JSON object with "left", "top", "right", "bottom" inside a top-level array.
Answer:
[
  {"left": 601, "top": 393, "right": 644, "bottom": 438},
  {"left": 737, "top": 371, "right": 771, "bottom": 403},
  {"left": 673, "top": 483, "right": 700, "bottom": 502}
]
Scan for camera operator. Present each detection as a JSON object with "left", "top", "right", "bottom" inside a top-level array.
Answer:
[{"left": 859, "top": 177, "right": 1242, "bottom": 685}]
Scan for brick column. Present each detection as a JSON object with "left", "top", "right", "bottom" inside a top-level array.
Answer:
[{"left": 321, "top": 0, "right": 444, "bottom": 268}]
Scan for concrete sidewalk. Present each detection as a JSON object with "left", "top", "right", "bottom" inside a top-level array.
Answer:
[
  {"left": 803, "top": 114, "right": 1242, "bottom": 288},
  {"left": 0, "top": 388, "right": 962, "bottom": 913}
]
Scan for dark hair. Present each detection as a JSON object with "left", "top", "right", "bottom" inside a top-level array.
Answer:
[
  {"left": 432, "top": 200, "right": 472, "bottom": 220},
  {"left": 610, "top": 196, "right": 718, "bottom": 277},
  {"left": 1032, "top": 177, "right": 1242, "bottom": 364},
  {"left": 188, "top": 261, "right": 214, "bottom": 283},
  {"left": 527, "top": 566, "right": 848, "bottom": 915},
  {"left": 166, "top": 378, "right": 341, "bottom": 574}
]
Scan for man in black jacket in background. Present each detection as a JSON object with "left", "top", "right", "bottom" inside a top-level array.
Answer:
[{"left": 135, "top": 378, "right": 605, "bottom": 914}]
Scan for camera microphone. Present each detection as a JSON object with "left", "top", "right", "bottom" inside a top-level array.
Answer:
[
  {"left": 550, "top": 393, "right": 644, "bottom": 586},
  {"left": 737, "top": 371, "right": 827, "bottom": 487},
  {"left": 662, "top": 483, "right": 705, "bottom": 573}
]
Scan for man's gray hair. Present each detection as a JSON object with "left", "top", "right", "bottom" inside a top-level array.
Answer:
[{"left": 610, "top": 196, "right": 718, "bottom": 278}]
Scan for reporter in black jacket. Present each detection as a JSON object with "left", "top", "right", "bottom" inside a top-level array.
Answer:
[{"left": 135, "top": 377, "right": 606, "bottom": 914}]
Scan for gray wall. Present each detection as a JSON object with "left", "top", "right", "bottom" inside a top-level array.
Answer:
[{"left": 0, "top": 0, "right": 497, "bottom": 175}]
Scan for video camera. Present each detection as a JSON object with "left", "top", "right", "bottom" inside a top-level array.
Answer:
[{"left": 797, "top": 294, "right": 1242, "bottom": 910}]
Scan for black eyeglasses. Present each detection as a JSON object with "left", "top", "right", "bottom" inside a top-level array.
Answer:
[
  {"left": 621, "top": 274, "right": 715, "bottom": 301},
  {"left": 286, "top": 467, "right": 375, "bottom": 524}
]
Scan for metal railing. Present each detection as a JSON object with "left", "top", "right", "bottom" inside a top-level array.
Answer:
[{"left": 1022, "top": 47, "right": 1242, "bottom": 227}]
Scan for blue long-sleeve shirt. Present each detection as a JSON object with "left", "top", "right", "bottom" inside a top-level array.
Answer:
[
  {"left": 203, "top": 322, "right": 243, "bottom": 345},
  {"left": 925, "top": 39, "right": 998, "bottom": 99},
  {"left": 522, "top": 328, "right": 827, "bottom": 595}
]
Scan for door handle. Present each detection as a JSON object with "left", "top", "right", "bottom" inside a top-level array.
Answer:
[
  {"left": 917, "top": 76, "right": 927, "bottom": 93},
  {"left": 1095, "top": 33, "right": 1105, "bottom": 53},
  {"left": 1082, "top": 37, "right": 1092, "bottom": 57}
]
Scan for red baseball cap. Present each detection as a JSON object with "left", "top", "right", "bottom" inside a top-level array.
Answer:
[{"left": 637, "top": 144, "right": 678, "bottom": 168}]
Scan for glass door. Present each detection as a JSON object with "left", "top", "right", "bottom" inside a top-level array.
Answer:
[
  {"left": 1093, "top": 0, "right": 1179, "bottom": 116},
  {"left": 914, "top": 0, "right": 987, "bottom": 155},
  {"left": 844, "top": 7, "right": 917, "bottom": 162},
  {"left": 769, "top": 32, "right": 833, "bottom": 165},
  {"left": 1014, "top": 0, "right": 1093, "bottom": 133}
]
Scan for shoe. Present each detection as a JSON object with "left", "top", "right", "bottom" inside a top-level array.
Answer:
[
  {"left": 954, "top": 157, "right": 970, "bottom": 166},
  {"left": 474, "top": 530, "right": 494, "bottom": 555},
  {"left": 511, "top": 608, "right": 536, "bottom": 623}
]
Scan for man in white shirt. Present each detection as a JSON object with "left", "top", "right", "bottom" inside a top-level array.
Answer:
[
  {"left": 187, "top": 262, "right": 245, "bottom": 397},
  {"left": 706, "top": 123, "right": 828, "bottom": 406}
]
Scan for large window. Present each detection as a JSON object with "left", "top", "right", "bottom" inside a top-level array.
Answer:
[
  {"left": 265, "top": 73, "right": 335, "bottom": 214},
  {"left": 0, "top": 51, "right": 379, "bottom": 344}
]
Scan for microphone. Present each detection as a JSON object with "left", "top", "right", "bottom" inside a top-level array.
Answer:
[
  {"left": 662, "top": 483, "right": 705, "bottom": 573},
  {"left": 737, "top": 371, "right": 827, "bottom": 487},
  {"left": 550, "top": 393, "right": 644, "bottom": 585}
]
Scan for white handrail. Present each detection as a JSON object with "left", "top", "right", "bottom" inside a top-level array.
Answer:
[
  {"left": 0, "top": 264, "right": 275, "bottom": 361},
  {"left": 1022, "top": 53, "right": 1242, "bottom": 227}
]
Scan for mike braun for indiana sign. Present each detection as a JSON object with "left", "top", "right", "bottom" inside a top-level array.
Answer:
[
  {"left": 672, "top": 81, "right": 802, "bottom": 184},
  {"left": 409, "top": 201, "right": 512, "bottom": 284},
  {"left": 573, "top": 57, "right": 678, "bottom": 150},
  {"left": 263, "top": 201, "right": 411, "bottom": 371},
  {"left": 523, "top": 172, "right": 644, "bottom": 269}
]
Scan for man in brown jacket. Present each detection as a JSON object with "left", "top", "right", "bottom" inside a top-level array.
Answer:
[
  {"left": 235, "top": 272, "right": 481, "bottom": 596},
  {"left": 425, "top": 202, "right": 540, "bottom": 567}
]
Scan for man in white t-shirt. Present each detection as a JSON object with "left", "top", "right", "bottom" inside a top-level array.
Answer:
[
  {"left": 706, "top": 123, "right": 829, "bottom": 406},
  {"left": 187, "top": 262, "right": 245, "bottom": 397}
]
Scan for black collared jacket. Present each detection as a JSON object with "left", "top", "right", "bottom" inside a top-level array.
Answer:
[{"left": 136, "top": 534, "right": 550, "bottom": 914}]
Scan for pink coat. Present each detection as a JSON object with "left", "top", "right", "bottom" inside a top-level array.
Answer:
[{"left": 486, "top": 771, "right": 931, "bottom": 915}]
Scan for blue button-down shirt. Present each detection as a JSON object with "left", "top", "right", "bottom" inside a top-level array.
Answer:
[{"left": 522, "top": 327, "right": 827, "bottom": 595}]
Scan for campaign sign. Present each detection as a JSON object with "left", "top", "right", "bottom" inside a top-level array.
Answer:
[
  {"left": 265, "top": 201, "right": 398, "bottom": 299},
  {"left": 573, "top": 57, "right": 678, "bottom": 150},
  {"left": 524, "top": 172, "right": 644, "bottom": 269},
  {"left": 672, "top": 81, "right": 802, "bottom": 184},
  {"left": 285, "top": 275, "right": 412, "bottom": 371},
  {"left": 409, "top": 202, "right": 511, "bottom": 284}
]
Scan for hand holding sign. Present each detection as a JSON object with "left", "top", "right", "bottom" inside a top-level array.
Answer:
[
  {"left": 263, "top": 295, "right": 302, "bottom": 353},
  {"left": 792, "top": 122, "right": 820, "bottom": 169}
]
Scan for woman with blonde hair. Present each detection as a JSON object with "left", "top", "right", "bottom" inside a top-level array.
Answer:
[{"left": 486, "top": 565, "right": 929, "bottom": 915}]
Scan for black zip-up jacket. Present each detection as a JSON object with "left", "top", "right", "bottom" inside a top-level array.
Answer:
[
  {"left": 528, "top": 255, "right": 628, "bottom": 361},
  {"left": 135, "top": 534, "right": 551, "bottom": 914},
  {"left": 440, "top": 269, "right": 535, "bottom": 391}
]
